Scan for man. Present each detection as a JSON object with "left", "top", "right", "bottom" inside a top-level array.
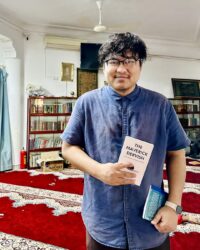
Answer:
[{"left": 61, "top": 32, "right": 190, "bottom": 250}]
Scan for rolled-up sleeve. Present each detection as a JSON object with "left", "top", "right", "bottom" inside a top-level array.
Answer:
[{"left": 60, "top": 97, "right": 85, "bottom": 147}]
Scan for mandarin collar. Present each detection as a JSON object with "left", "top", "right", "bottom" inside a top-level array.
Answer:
[{"left": 106, "top": 84, "right": 140, "bottom": 101}]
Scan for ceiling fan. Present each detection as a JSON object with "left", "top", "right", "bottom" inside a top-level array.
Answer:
[{"left": 93, "top": 0, "right": 107, "bottom": 32}]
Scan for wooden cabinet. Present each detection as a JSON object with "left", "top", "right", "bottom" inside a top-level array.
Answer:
[
  {"left": 169, "top": 97, "right": 200, "bottom": 158},
  {"left": 26, "top": 96, "right": 76, "bottom": 168}
]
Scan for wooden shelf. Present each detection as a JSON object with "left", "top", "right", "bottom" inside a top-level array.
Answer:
[
  {"left": 27, "top": 96, "right": 76, "bottom": 169},
  {"left": 182, "top": 126, "right": 200, "bottom": 129},
  {"left": 29, "top": 147, "right": 61, "bottom": 152},
  {"left": 30, "top": 130, "right": 64, "bottom": 134},
  {"left": 176, "top": 111, "right": 200, "bottom": 114},
  {"left": 169, "top": 97, "right": 200, "bottom": 158},
  {"left": 30, "top": 113, "right": 71, "bottom": 116},
  {"left": 169, "top": 97, "right": 200, "bottom": 100},
  {"left": 28, "top": 96, "right": 76, "bottom": 99}
]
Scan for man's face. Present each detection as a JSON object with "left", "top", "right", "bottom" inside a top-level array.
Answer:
[{"left": 103, "top": 50, "right": 142, "bottom": 96}]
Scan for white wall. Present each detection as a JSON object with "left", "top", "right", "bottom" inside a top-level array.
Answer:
[
  {"left": 140, "top": 57, "right": 200, "bottom": 98},
  {"left": 24, "top": 33, "right": 106, "bottom": 96},
  {"left": 25, "top": 33, "right": 200, "bottom": 99},
  {"left": 25, "top": 33, "right": 80, "bottom": 97}
]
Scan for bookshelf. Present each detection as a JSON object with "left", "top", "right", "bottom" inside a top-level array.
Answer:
[
  {"left": 27, "top": 96, "right": 76, "bottom": 169},
  {"left": 169, "top": 97, "right": 200, "bottom": 158}
]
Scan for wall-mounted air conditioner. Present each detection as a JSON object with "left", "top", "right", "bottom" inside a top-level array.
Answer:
[{"left": 44, "top": 36, "right": 86, "bottom": 51}]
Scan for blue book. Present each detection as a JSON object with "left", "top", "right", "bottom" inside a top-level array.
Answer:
[{"left": 142, "top": 185, "right": 168, "bottom": 221}]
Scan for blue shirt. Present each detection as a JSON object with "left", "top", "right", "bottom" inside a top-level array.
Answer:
[{"left": 61, "top": 85, "right": 190, "bottom": 250}]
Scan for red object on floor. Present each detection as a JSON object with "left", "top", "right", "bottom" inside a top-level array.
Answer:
[
  {"left": 20, "top": 148, "right": 27, "bottom": 169},
  {"left": 177, "top": 214, "right": 183, "bottom": 225}
]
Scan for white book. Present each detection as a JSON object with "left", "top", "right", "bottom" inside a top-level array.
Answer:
[{"left": 118, "top": 136, "right": 154, "bottom": 186}]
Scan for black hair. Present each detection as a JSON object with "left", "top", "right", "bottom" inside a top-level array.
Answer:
[{"left": 98, "top": 32, "right": 147, "bottom": 66}]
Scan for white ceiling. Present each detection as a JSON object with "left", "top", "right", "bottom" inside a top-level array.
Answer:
[{"left": 0, "top": 0, "right": 200, "bottom": 45}]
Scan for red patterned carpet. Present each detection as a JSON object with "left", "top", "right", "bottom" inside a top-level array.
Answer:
[
  {"left": 163, "top": 158, "right": 200, "bottom": 250},
  {"left": 0, "top": 159, "right": 199, "bottom": 250},
  {"left": 0, "top": 169, "right": 85, "bottom": 250}
]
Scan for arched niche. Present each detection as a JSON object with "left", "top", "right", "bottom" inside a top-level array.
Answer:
[{"left": 0, "top": 34, "right": 16, "bottom": 63}]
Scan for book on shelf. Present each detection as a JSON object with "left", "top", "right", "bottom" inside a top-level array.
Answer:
[
  {"left": 173, "top": 103, "right": 199, "bottom": 113},
  {"left": 29, "top": 153, "right": 41, "bottom": 168},
  {"left": 193, "top": 105, "right": 198, "bottom": 112},
  {"left": 30, "top": 136, "right": 62, "bottom": 149},
  {"left": 179, "top": 118, "right": 189, "bottom": 127},
  {"left": 179, "top": 117, "right": 199, "bottom": 127},
  {"left": 188, "top": 118, "right": 198, "bottom": 126},
  {"left": 54, "top": 137, "right": 62, "bottom": 147},
  {"left": 142, "top": 185, "right": 168, "bottom": 221},
  {"left": 31, "top": 102, "right": 75, "bottom": 114},
  {"left": 58, "top": 102, "right": 73, "bottom": 113},
  {"left": 31, "top": 120, "right": 67, "bottom": 131}
]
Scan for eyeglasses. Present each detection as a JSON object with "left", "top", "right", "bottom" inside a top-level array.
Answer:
[{"left": 105, "top": 57, "right": 143, "bottom": 68}]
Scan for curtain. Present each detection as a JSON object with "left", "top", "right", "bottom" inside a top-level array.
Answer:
[{"left": 0, "top": 68, "right": 12, "bottom": 171}]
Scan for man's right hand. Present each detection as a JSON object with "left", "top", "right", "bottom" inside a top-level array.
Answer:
[
  {"left": 62, "top": 142, "right": 136, "bottom": 186},
  {"left": 96, "top": 162, "right": 136, "bottom": 186}
]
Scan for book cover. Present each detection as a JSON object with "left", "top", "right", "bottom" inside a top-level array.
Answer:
[
  {"left": 142, "top": 185, "right": 168, "bottom": 221},
  {"left": 118, "top": 136, "right": 154, "bottom": 186}
]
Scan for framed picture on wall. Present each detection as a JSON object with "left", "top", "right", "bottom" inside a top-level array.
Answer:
[
  {"left": 77, "top": 68, "right": 98, "bottom": 97},
  {"left": 61, "top": 62, "right": 74, "bottom": 81},
  {"left": 172, "top": 78, "right": 200, "bottom": 97}
]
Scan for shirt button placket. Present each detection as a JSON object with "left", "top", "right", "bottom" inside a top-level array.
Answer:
[
  {"left": 122, "top": 99, "right": 128, "bottom": 138},
  {"left": 122, "top": 99, "right": 133, "bottom": 247},
  {"left": 122, "top": 99, "right": 129, "bottom": 220}
]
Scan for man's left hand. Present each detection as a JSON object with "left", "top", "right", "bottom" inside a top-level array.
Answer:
[{"left": 151, "top": 206, "right": 178, "bottom": 233}]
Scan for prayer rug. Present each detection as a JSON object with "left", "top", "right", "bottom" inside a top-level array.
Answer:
[
  {"left": 0, "top": 169, "right": 85, "bottom": 250},
  {"left": 0, "top": 158, "right": 199, "bottom": 250}
]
